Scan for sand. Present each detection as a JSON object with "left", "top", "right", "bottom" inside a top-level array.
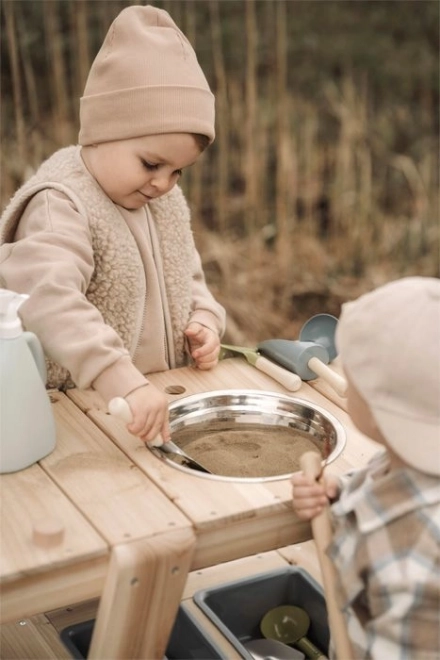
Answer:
[{"left": 181, "top": 427, "right": 322, "bottom": 478}]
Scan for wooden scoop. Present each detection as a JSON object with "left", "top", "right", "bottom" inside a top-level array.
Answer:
[{"left": 299, "top": 452, "right": 353, "bottom": 660}]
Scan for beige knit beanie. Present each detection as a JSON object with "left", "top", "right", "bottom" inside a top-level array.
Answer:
[{"left": 79, "top": 4, "right": 215, "bottom": 145}]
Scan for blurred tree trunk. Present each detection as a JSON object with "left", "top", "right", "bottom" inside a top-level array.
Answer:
[
  {"left": 326, "top": 74, "right": 357, "bottom": 236},
  {"left": 209, "top": 0, "right": 229, "bottom": 232},
  {"left": 43, "top": 0, "right": 70, "bottom": 145},
  {"left": 15, "top": 2, "right": 44, "bottom": 170},
  {"left": 244, "top": 0, "right": 258, "bottom": 234},
  {"left": 2, "top": 1, "right": 25, "bottom": 168},
  {"left": 184, "top": 0, "right": 202, "bottom": 229},
  {"left": 302, "top": 106, "right": 318, "bottom": 229},
  {"left": 163, "top": 0, "right": 182, "bottom": 26},
  {"left": 70, "top": 0, "right": 90, "bottom": 114},
  {"left": 275, "top": 0, "right": 295, "bottom": 273},
  {"left": 96, "top": 0, "right": 114, "bottom": 39}
]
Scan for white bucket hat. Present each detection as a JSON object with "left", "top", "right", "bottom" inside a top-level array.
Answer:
[{"left": 336, "top": 277, "right": 440, "bottom": 476}]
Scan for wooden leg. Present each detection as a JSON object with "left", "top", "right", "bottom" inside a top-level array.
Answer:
[{"left": 88, "top": 527, "right": 196, "bottom": 660}]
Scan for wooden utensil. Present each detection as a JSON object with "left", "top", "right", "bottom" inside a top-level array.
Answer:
[
  {"left": 299, "top": 451, "right": 353, "bottom": 660},
  {"left": 108, "top": 397, "right": 212, "bottom": 474},
  {"left": 220, "top": 344, "right": 302, "bottom": 391},
  {"left": 257, "top": 339, "right": 347, "bottom": 398},
  {"left": 260, "top": 605, "right": 327, "bottom": 659}
]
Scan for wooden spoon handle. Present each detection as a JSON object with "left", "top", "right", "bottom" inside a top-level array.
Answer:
[
  {"left": 300, "top": 451, "right": 353, "bottom": 660},
  {"left": 296, "top": 635, "right": 328, "bottom": 659},
  {"left": 108, "top": 397, "right": 163, "bottom": 447},
  {"left": 307, "top": 357, "right": 348, "bottom": 397},
  {"left": 254, "top": 356, "right": 302, "bottom": 391}
]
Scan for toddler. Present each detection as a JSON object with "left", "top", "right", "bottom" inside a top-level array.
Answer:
[
  {"left": 292, "top": 277, "right": 440, "bottom": 658},
  {"left": 0, "top": 5, "right": 226, "bottom": 444}
]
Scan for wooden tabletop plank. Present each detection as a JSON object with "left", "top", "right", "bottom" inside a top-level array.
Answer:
[
  {"left": 67, "top": 359, "right": 380, "bottom": 569},
  {"left": 277, "top": 540, "right": 323, "bottom": 585},
  {"left": 40, "top": 392, "right": 193, "bottom": 547},
  {"left": 0, "top": 613, "right": 72, "bottom": 659},
  {"left": 0, "top": 464, "right": 107, "bottom": 584},
  {"left": 1, "top": 555, "right": 108, "bottom": 625},
  {"left": 0, "top": 462, "right": 109, "bottom": 623},
  {"left": 182, "top": 549, "right": 289, "bottom": 599}
]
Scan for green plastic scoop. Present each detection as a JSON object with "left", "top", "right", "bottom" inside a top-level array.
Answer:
[{"left": 260, "top": 605, "right": 327, "bottom": 660}]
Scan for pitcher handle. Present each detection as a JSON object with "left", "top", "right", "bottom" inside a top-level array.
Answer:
[{"left": 24, "top": 331, "right": 47, "bottom": 383}]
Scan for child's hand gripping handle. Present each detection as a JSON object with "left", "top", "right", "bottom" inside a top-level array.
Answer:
[
  {"left": 307, "top": 357, "right": 348, "bottom": 398},
  {"left": 300, "top": 451, "right": 353, "bottom": 660},
  {"left": 108, "top": 397, "right": 163, "bottom": 447},
  {"left": 254, "top": 356, "right": 302, "bottom": 391}
]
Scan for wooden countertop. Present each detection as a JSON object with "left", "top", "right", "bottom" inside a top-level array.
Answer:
[
  {"left": 0, "top": 356, "right": 380, "bottom": 658},
  {"left": 68, "top": 357, "right": 379, "bottom": 566}
]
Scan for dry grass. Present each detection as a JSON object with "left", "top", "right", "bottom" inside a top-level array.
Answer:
[
  {"left": 195, "top": 220, "right": 439, "bottom": 345},
  {"left": 1, "top": 0, "right": 438, "bottom": 345}
]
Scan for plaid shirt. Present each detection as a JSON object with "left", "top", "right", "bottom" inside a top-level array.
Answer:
[{"left": 328, "top": 451, "right": 440, "bottom": 659}]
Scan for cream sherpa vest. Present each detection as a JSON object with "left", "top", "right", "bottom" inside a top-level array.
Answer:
[{"left": 0, "top": 146, "right": 194, "bottom": 388}]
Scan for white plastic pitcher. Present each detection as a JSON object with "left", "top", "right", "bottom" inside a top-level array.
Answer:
[{"left": 0, "top": 289, "right": 56, "bottom": 473}]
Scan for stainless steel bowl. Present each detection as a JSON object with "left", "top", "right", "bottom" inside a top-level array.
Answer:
[{"left": 150, "top": 390, "right": 346, "bottom": 482}]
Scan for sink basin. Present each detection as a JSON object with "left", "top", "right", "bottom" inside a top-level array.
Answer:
[{"left": 150, "top": 390, "right": 346, "bottom": 482}]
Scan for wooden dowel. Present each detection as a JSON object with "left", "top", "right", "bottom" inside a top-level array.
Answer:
[
  {"left": 300, "top": 451, "right": 353, "bottom": 660},
  {"left": 307, "top": 357, "right": 348, "bottom": 398}
]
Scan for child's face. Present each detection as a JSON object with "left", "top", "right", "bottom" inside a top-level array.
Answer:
[{"left": 81, "top": 133, "right": 201, "bottom": 210}]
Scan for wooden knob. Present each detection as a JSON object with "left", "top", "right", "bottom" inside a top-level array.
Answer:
[{"left": 32, "top": 518, "right": 65, "bottom": 548}]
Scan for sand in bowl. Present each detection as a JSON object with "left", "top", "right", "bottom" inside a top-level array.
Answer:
[{"left": 180, "top": 426, "right": 323, "bottom": 478}]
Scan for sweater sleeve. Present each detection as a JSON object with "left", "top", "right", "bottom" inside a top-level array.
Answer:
[
  {"left": 0, "top": 189, "right": 148, "bottom": 401},
  {"left": 188, "top": 247, "right": 226, "bottom": 336}
]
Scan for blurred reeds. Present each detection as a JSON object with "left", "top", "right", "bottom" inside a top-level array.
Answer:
[{"left": 1, "top": 0, "right": 439, "bottom": 343}]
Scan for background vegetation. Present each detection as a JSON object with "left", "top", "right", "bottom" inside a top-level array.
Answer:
[{"left": 1, "top": 0, "right": 439, "bottom": 344}]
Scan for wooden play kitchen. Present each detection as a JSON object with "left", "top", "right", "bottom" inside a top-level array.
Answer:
[{"left": 0, "top": 356, "right": 380, "bottom": 659}]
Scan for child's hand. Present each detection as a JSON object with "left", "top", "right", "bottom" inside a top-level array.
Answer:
[
  {"left": 184, "top": 322, "right": 220, "bottom": 370},
  {"left": 291, "top": 471, "right": 340, "bottom": 520},
  {"left": 125, "top": 384, "right": 171, "bottom": 444}
]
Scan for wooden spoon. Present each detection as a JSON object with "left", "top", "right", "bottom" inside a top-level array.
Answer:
[
  {"left": 299, "top": 451, "right": 353, "bottom": 660},
  {"left": 108, "top": 397, "right": 212, "bottom": 474}
]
